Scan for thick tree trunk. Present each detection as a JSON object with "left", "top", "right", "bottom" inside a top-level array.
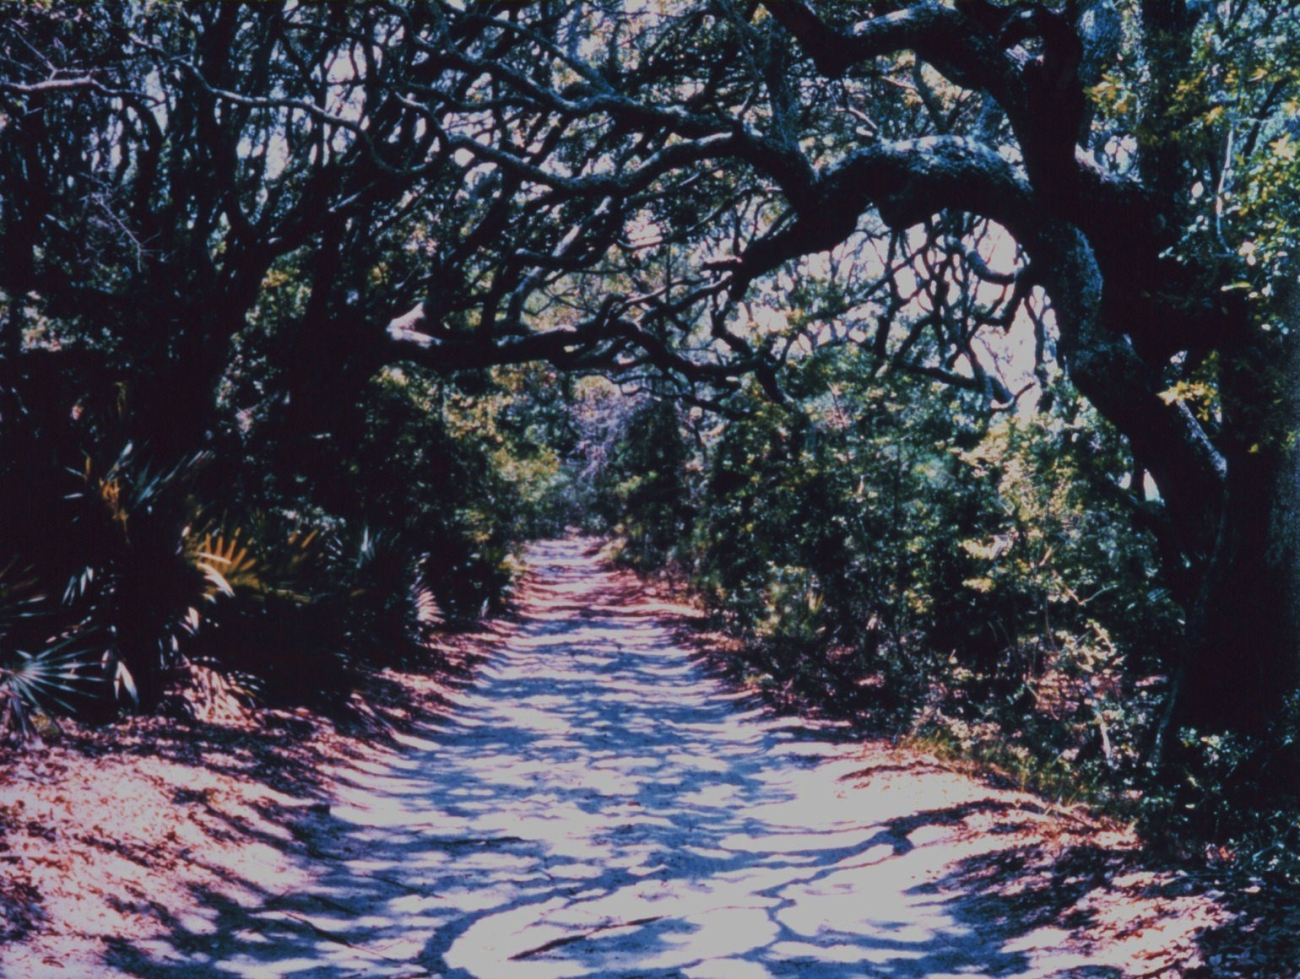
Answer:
[
  {"left": 1180, "top": 460, "right": 1300, "bottom": 737},
  {"left": 1175, "top": 278, "right": 1300, "bottom": 739},
  {"left": 1048, "top": 223, "right": 1299, "bottom": 742}
]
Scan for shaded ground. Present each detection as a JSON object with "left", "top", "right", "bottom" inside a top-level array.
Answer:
[
  {"left": 0, "top": 538, "right": 1260, "bottom": 976},
  {"left": 0, "top": 623, "right": 493, "bottom": 977}
]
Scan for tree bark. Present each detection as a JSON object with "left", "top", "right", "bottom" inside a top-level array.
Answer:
[{"left": 1174, "top": 274, "right": 1300, "bottom": 738}]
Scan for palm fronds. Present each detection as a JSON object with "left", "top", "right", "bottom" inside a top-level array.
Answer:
[{"left": 0, "top": 561, "right": 93, "bottom": 740}]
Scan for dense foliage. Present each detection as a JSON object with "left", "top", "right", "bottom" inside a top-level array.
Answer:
[
  {"left": 580, "top": 354, "right": 1177, "bottom": 788},
  {"left": 585, "top": 359, "right": 1300, "bottom": 863},
  {"left": 0, "top": 350, "right": 564, "bottom": 727}
]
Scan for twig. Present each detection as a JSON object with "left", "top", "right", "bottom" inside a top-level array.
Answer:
[{"left": 509, "top": 915, "right": 666, "bottom": 960}]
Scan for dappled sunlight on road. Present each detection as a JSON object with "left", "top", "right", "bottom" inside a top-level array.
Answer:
[{"left": 118, "top": 539, "right": 1157, "bottom": 978}]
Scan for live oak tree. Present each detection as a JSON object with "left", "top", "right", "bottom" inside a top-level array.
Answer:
[{"left": 2, "top": 1, "right": 1299, "bottom": 741}]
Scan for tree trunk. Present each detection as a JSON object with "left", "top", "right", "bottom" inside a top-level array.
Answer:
[
  {"left": 1175, "top": 276, "right": 1300, "bottom": 739},
  {"left": 1180, "top": 459, "right": 1300, "bottom": 737}
]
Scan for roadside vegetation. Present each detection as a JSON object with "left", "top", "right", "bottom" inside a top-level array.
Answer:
[
  {"left": 0, "top": 359, "right": 568, "bottom": 727},
  {"left": 574, "top": 358, "right": 1300, "bottom": 878}
]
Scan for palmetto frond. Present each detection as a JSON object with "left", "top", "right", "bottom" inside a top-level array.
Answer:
[
  {"left": 0, "top": 632, "right": 94, "bottom": 740},
  {"left": 0, "top": 557, "right": 44, "bottom": 630},
  {"left": 191, "top": 530, "right": 261, "bottom": 600},
  {"left": 56, "top": 445, "right": 215, "bottom": 706},
  {"left": 2, "top": 635, "right": 92, "bottom": 713},
  {"left": 185, "top": 519, "right": 321, "bottom": 607}
]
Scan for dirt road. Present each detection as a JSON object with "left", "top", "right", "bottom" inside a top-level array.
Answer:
[{"left": 87, "top": 539, "right": 1218, "bottom": 977}]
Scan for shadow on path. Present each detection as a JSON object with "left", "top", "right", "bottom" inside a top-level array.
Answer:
[{"left": 112, "top": 539, "right": 1131, "bottom": 978}]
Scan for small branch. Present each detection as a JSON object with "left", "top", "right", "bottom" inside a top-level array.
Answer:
[
  {"left": 0, "top": 76, "right": 104, "bottom": 95},
  {"left": 510, "top": 915, "right": 665, "bottom": 961}
]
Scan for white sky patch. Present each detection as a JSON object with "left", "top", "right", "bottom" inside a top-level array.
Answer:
[
  {"left": 749, "top": 305, "right": 789, "bottom": 335},
  {"left": 977, "top": 223, "right": 1021, "bottom": 277},
  {"left": 805, "top": 252, "right": 832, "bottom": 279},
  {"left": 626, "top": 212, "right": 665, "bottom": 249}
]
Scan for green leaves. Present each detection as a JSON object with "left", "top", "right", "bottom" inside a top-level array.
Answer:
[{"left": 587, "top": 342, "right": 1176, "bottom": 806}]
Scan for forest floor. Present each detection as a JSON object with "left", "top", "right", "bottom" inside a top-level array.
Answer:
[{"left": 0, "top": 537, "right": 1288, "bottom": 977}]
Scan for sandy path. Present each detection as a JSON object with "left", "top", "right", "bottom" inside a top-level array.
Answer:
[{"left": 108, "top": 539, "right": 1214, "bottom": 978}]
